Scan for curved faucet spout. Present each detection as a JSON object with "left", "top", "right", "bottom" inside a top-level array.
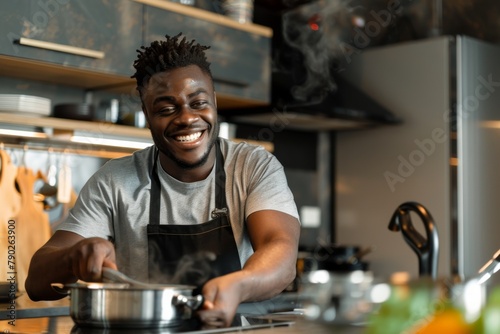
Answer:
[{"left": 388, "top": 202, "right": 439, "bottom": 279}]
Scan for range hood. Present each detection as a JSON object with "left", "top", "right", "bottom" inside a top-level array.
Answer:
[
  {"left": 217, "top": 0, "right": 404, "bottom": 132},
  {"left": 218, "top": 75, "right": 402, "bottom": 132}
]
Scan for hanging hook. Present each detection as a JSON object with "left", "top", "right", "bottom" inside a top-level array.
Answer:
[
  {"left": 47, "top": 147, "right": 55, "bottom": 168},
  {"left": 22, "top": 144, "right": 29, "bottom": 167},
  {"left": 0, "top": 142, "right": 3, "bottom": 172},
  {"left": 46, "top": 147, "right": 58, "bottom": 187}
]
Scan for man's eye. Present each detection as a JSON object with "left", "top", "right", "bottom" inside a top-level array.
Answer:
[
  {"left": 192, "top": 101, "right": 208, "bottom": 109},
  {"left": 159, "top": 106, "right": 176, "bottom": 114}
]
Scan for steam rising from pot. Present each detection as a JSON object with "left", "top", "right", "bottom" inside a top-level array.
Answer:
[
  {"left": 281, "top": 0, "right": 400, "bottom": 103},
  {"left": 148, "top": 250, "right": 219, "bottom": 287}
]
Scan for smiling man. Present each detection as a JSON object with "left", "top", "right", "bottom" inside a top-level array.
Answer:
[
  {"left": 25, "top": 33, "right": 301, "bottom": 327},
  {"left": 143, "top": 65, "right": 219, "bottom": 180}
]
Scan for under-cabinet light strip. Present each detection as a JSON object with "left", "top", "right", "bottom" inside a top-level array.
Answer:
[
  {"left": 70, "top": 135, "right": 152, "bottom": 150},
  {"left": 0, "top": 128, "right": 48, "bottom": 139}
]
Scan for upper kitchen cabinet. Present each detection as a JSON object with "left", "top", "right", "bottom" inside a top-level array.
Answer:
[
  {"left": 0, "top": 1, "right": 272, "bottom": 107},
  {"left": 139, "top": 0, "right": 272, "bottom": 108},
  {"left": 0, "top": 0, "right": 142, "bottom": 77}
]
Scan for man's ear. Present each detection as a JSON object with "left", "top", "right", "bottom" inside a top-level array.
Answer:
[
  {"left": 141, "top": 104, "right": 150, "bottom": 129},
  {"left": 214, "top": 91, "right": 217, "bottom": 109}
]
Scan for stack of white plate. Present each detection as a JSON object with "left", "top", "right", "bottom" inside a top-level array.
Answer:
[{"left": 0, "top": 94, "right": 51, "bottom": 117}]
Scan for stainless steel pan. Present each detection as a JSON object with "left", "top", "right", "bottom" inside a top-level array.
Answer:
[{"left": 52, "top": 270, "right": 204, "bottom": 328}]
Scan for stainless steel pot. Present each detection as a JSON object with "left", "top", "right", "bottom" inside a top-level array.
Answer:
[
  {"left": 52, "top": 282, "right": 204, "bottom": 328},
  {"left": 299, "top": 270, "right": 385, "bottom": 325}
]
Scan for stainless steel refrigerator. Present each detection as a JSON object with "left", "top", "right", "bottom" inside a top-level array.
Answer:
[{"left": 336, "top": 35, "right": 500, "bottom": 283}]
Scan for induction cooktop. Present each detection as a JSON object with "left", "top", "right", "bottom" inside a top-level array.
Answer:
[{"left": 70, "top": 313, "right": 296, "bottom": 334}]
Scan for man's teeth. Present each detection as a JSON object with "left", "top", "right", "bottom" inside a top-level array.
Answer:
[{"left": 175, "top": 132, "right": 202, "bottom": 142}]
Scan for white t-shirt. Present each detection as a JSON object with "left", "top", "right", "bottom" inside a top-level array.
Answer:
[{"left": 57, "top": 138, "right": 299, "bottom": 281}]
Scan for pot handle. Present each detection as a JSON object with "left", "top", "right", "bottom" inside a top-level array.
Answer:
[
  {"left": 51, "top": 283, "right": 70, "bottom": 296},
  {"left": 173, "top": 294, "right": 204, "bottom": 310}
]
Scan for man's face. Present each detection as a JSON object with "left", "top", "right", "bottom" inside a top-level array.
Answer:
[{"left": 141, "top": 65, "right": 219, "bottom": 171}]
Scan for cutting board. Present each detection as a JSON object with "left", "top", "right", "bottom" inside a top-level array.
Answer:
[
  {"left": 0, "top": 150, "right": 21, "bottom": 283},
  {"left": 12, "top": 166, "right": 51, "bottom": 293}
]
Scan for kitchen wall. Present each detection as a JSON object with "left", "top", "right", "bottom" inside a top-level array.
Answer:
[
  {"left": 0, "top": 145, "right": 107, "bottom": 224},
  {"left": 335, "top": 37, "right": 452, "bottom": 281},
  {"left": 335, "top": 36, "right": 500, "bottom": 286}
]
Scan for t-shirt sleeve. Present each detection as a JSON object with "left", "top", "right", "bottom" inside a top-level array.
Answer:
[
  {"left": 243, "top": 150, "right": 299, "bottom": 220},
  {"left": 56, "top": 170, "right": 114, "bottom": 239}
]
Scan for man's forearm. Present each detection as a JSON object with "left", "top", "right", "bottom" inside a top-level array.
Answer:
[
  {"left": 239, "top": 240, "right": 297, "bottom": 302},
  {"left": 25, "top": 246, "right": 77, "bottom": 301}
]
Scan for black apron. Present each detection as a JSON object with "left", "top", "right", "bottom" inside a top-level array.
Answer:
[{"left": 147, "top": 140, "right": 241, "bottom": 287}]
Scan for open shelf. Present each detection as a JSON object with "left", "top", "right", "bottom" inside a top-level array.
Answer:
[{"left": 0, "top": 113, "right": 273, "bottom": 158}]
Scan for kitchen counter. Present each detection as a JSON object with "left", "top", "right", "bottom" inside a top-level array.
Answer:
[
  {"left": 0, "top": 294, "right": 364, "bottom": 333},
  {"left": 0, "top": 315, "right": 363, "bottom": 334},
  {"left": 0, "top": 292, "right": 70, "bottom": 319}
]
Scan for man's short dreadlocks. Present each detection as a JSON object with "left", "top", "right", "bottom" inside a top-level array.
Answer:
[{"left": 131, "top": 33, "right": 212, "bottom": 90}]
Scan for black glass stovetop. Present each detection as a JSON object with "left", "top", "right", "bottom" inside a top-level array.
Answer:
[{"left": 69, "top": 314, "right": 295, "bottom": 334}]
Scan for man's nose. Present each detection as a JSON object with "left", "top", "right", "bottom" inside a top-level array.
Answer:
[{"left": 174, "top": 105, "right": 199, "bottom": 124}]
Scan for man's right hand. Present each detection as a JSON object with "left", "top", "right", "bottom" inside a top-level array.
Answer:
[
  {"left": 66, "top": 237, "right": 117, "bottom": 282},
  {"left": 25, "top": 231, "right": 117, "bottom": 301}
]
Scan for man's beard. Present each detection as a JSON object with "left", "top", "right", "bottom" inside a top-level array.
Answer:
[{"left": 165, "top": 144, "right": 212, "bottom": 170}]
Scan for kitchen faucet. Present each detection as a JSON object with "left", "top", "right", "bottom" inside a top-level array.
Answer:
[{"left": 388, "top": 201, "right": 439, "bottom": 280}]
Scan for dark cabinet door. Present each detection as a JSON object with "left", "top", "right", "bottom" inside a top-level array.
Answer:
[
  {"left": 0, "top": 0, "right": 142, "bottom": 76},
  {"left": 144, "top": 6, "right": 271, "bottom": 104}
]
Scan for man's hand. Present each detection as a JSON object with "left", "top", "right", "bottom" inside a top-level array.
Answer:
[
  {"left": 26, "top": 231, "right": 117, "bottom": 301},
  {"left": 67, "top": 237, "right": 118, "bottom": 282},
  {"left": 196, "top": 210, "right": 300, "bottom": 328},
  {"left": 196, "top": 272, "right": 246, "bottom": 328}
]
